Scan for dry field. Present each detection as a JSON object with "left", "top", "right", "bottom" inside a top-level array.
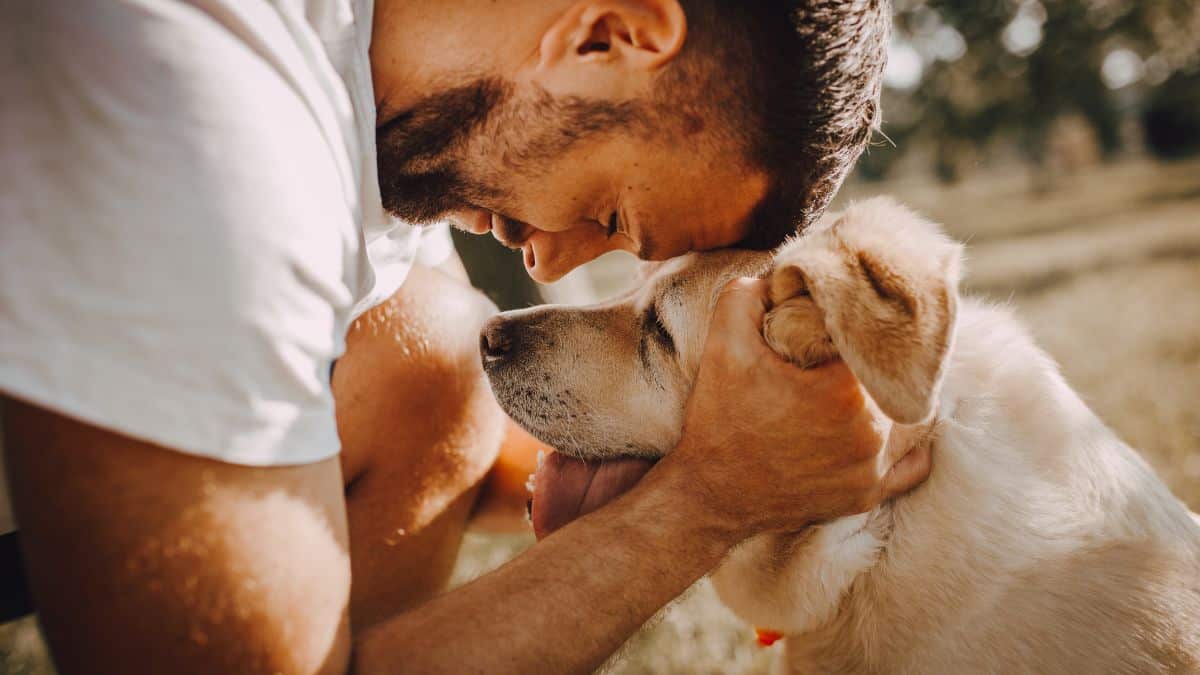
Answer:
[{"left": 3, "top": 158, "right": 1198, "bottom": 674}]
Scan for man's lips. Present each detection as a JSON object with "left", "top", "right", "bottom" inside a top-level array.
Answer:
[
  {"left": 472, "top": 212, "right": 536, "bottom": 271},
  {"left": 530, "top": 451, "right": 656, "bottom": 540},
  {"left": 446, "top": 208, "right": 541, "bottom": 273}
]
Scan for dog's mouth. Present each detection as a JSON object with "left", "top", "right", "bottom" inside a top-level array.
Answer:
[{"left": 530, "top": 451, "right": 658, "bottom": 539}]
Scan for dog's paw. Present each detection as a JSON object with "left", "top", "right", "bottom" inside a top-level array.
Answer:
[{"left": 764, "top": 256, "right": 839, "bottom": 369}]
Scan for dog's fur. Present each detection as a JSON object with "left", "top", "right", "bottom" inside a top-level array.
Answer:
[{"left": 483, "top": 197, "right": 1200, "bottom": 673}]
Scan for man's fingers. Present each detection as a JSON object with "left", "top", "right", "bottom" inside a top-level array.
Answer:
[
  {"left": 710, "top": 282, "right": 868, "bottom": 407},
  {"left": 712, "top": 277, "right": 769, "bottom": 328},
  {"left": 793, "top": 359, "right": 858, "bottom": 394},
  {"left": 706, "top": 277, "right": 771, "bottom": 363},
  {"left": 881, "top": 441, "right": 932, "bottom": 500}
]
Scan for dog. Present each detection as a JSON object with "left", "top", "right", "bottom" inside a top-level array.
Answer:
[{"left": 480, "top": 197, "right": 1200, "bottom": 673}]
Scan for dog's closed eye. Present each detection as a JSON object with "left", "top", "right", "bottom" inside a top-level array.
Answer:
[{"left": 643, "top": 305, "right": 675, "bottom": 354}]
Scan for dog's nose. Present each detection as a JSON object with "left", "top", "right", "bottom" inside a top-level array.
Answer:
[{"left": 480, "top": 315, "right": 519, "bottom": 365}]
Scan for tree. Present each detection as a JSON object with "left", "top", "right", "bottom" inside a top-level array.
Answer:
[{"left": 868, "top": 0, "right": 1200, "bottom": 181}]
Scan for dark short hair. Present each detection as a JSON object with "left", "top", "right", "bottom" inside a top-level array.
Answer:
[{"left": 662, "top": 1, "right": 891, "bottom": 249}]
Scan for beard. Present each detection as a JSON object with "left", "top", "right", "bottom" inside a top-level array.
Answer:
[
  {"left": 375, "top": 76, "right": 647, "bottom": 225},
  {"left": 375, "top": 77, "right": 509, "bottom": 224}
]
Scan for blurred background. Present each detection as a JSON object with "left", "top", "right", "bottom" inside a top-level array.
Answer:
[{"left": 4, "top": 0, "right": 1199, "bottom": 672}]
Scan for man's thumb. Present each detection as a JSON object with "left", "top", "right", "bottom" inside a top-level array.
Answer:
[{"left": 710, "top": 277, "right": 770, "bottom": 350}]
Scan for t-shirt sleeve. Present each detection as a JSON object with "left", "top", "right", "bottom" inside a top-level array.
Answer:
[{"left": 0, "top": 3, "right": 360, "bottom": 465}]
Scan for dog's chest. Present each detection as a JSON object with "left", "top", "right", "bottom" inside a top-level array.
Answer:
[{"left": 709, "top": 511, "right": 888, "bottom": 637}]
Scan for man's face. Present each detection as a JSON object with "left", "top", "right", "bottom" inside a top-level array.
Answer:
[
  {"left": 370, "top": 0, "right": 770, "bottom": 282},
  {"left": 375, "top": 79, "right": 769, "bottom": 282}
]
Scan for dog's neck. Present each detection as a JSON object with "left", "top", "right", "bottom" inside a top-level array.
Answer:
[{"left": 709, "top": 417, "right": 936, "bottom": 637}]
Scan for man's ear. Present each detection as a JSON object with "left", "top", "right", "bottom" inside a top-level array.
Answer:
[
  {"left": 535, "top": 0, "right": 686, "bottom": 97},
  {"left": 766, "top": 198, "right": 963, "bottom": 424}
]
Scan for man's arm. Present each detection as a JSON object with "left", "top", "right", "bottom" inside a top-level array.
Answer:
[
  {"left": 2, "top": 399, "right": 354, "bottom": 675},
  {"left": 4, "top": 398, "right": 714, "bottom": 675},
  {"left": 359, "top": 459, "right": 732, "bottom": 674},
  {"left": 3, "top": 278, "right": 927, "bottom": 675}
]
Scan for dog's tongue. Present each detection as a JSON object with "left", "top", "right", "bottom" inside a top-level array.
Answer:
[{"left": 531, "top": 452, "right": 655, "bottom": 540}]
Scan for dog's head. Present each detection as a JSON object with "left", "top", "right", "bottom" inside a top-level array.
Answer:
[
  {"left": 481, "top": 248, "right": 772, "bottom": 460},
  {"left": 481, "top": 197, "right": 963, "bottom": 535}
]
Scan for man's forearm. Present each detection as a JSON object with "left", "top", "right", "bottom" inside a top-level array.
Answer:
[{"left": 355, "top": 457, "right": 730, "bottom": 674}]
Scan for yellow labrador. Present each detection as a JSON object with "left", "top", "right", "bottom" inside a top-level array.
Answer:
[{"left": 481, "top": 197, "right": 1200, "bottom": 673}]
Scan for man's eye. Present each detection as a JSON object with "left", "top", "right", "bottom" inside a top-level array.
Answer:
[{"left": 606, "top": 212, "right": 619, "bottom": 239}]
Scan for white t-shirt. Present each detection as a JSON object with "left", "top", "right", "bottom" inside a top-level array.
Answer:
[{"left": 0, "top": 0, "right": 452, "bottom": 534}]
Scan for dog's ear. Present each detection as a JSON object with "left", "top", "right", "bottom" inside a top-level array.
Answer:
[{"left": 764, "top": 197, "right": 963, "bottom": 424}]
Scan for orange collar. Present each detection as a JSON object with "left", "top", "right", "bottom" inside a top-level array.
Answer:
[{"left": 755, "top": 627, "right": 784, "bottom": 647}]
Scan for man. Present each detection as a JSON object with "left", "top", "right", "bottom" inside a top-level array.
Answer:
[{"left": 0, "top": 1, "right": 927, "bottom": 673}]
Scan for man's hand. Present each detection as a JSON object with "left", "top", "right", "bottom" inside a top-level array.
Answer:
[{"left": 670, "top": 277, "right": 932, "bottom": 542}]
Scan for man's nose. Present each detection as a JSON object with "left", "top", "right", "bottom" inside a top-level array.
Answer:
[
  {"left": 480, "top": 315, "right": 521, "bottom": 366},
  {"left": 445, "top": 208, "right": 492, "bottom": 234}
]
